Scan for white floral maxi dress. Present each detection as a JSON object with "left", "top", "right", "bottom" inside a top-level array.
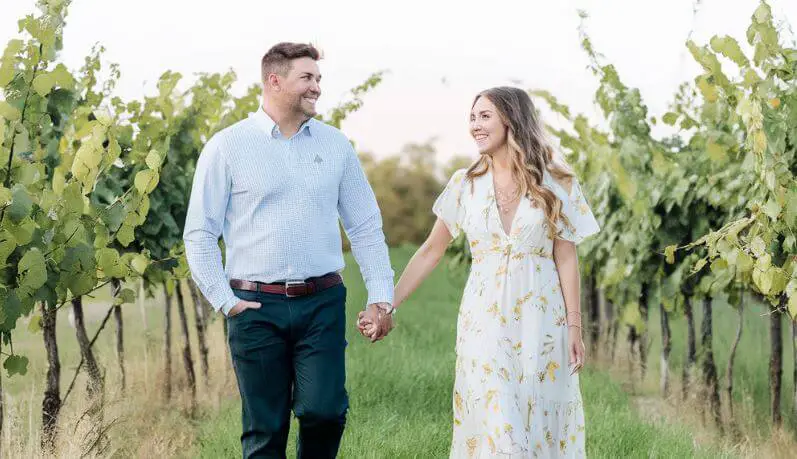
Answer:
[{"left": 433, "top": 167, "right": 600, "bottom": 458}]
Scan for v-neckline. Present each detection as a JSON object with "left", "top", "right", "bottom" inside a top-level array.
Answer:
[{"left": 488, "top": 167, "right": 524, "bottom": 238}]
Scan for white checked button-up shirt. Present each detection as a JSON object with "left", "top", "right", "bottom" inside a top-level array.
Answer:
[{"left": 183, "top": 108, "right": 394, "bottom": 316}]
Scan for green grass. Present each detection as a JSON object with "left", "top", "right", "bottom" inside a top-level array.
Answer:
[{"left": 192, "top": 245, "right": 728, "bottom": 458}]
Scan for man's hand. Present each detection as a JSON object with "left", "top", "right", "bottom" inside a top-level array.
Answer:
[
  {"left": 227, "top": 299, "right": 261, "bottom": 317},
  {"left": 356, "top": 303, "right": 394, "bottom": 342}
]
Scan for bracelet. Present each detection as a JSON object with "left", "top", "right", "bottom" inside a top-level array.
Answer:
[
  {"left": 567, "top": 324, "right": 582, "bottom": 330},
  {"left": 566, "top": 311, "right": 581, "bottom": 316}
]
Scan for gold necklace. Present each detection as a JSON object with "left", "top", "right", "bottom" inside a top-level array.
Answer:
[{"left": 494, "top": 182, "right": 521, "bottom": 214}]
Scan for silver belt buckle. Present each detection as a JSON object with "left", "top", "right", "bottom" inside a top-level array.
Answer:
[{"left": 285, "top": 280, "right": 305, "bottom": 298}]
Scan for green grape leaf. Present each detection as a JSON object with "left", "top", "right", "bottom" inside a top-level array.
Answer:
[
  {"left": 764, "top": 170, "right": 776, "bottom": 191},
  {"left": 123, "top": 209, "right": 138, "bottom": 226},
  {"left": 0, "top": 60, "right": 14, "bottom": 87},
  {"left": 51, "top": 63, "right": 75, "bottom": 90},
  {"left": 750, "top": 237, "right": 767, "bottom": 257},
  {"left": 101, "top": 203, "right": 126, "bottom": 232},
  {"left": 710, "top": 258, "right": 729, "bottom": 272},
  {"left": 32, "top": 72, "right": 56, "bottom": 96},
  {"left": 134, "top": 170, "right": 159, "bottom": 194},
  {"left": 13, "top": 124, "right": 30, "bottom": 155},
  {"left": 18, "top": 248, "right": 47, "bottom": 293},
  {"left": 63, "top": 181, "right": 84, "bottom": 216},
  {"left": 709, "top": 36, "right": 749, "bottom": 67},
  {"left": 0, "top": 230, "right": 16, "bottom": 265},
  {"left": 61, "top": 218, "right": 88, "bottom": 248},
  {"left": 742, "top": 69, "right": 761, "bottom": 86},
  {"left": 4, "top": 354, "right": 28, "bottom": 377},
  {"left": 60, "top": 244, "right": 96, "bottom": 296},
  {"left": 0, "top": 291, "right": 22, "bottom": 331},
  {"left": 145, "top": 150, "right": 162, "bottom": 171},
  {"left": 8, "top": 217, "right": 35, "bottom": 245},
  {"left": 114, "top": 288, "right": 136, "bottom": 305},
  {"left": 662, "top": 112, "right": 678, "bottom": 125},
  {"left": 753, "top": 267, "right": 774, "bottom": 295},
  {"left": 0, "top": 186, "right": 12, "bottom": 205},
  {"left": 8, "top": 185, "right": 33, "bottom": 223},
  {"left": 93, "top": 108, "right": 113, "bottom": 127},
  {"left": 117, "top": 224, "right": 135, "bottom": 247},
  {"left": 65, "top": 273, "right": 95, "bottom": 297},
  {"left": 93, "top": 222, "right": 110, "bottom": 249},
  {"left": 75, "top": 120, "right": 97, "bottom": 140},
  {"left": 51, "top": 167, "right": 66, "bottom": 196},
  {"left": 107, "top": 137, "right": 121, "bottom": 166},
  {"left": 17, "top": 163, "right": 44, "bottom": 186},
  {"left": 697, "top": 76, "right": 718, "bottom": 102},
  {"left": 96, "top": 248, "right": 123, "bottom": 278},
  {"left": 756, "top": 253, "right": 772, "bottom": 271},
  {"left": 71, "top": 142, "right": 102, "bottom": 187},
  {"left": 762, "top": 199, "right": 781, "bottom": 220},
  {"left": 130, "top": 254, "right": 148, "bottom": 275},
  {"left": 753, "top": 3, "right": 771, "bottom": 23},
  {"left": 0, "top": 101, "right": 20, "bottom": 120},
  {"left": 771, "top": 269, "right": 788, "bottom": 296},
  {"left": 2, "top": 39, "right": 24, "bottom": 58},
  {"left": 137, "top": 196, "right": 150, "bottom": 223}
]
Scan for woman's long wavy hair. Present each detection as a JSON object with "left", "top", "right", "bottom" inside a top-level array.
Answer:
[{"left": 466, "top": 86, "right": 574, "bottom": 239}]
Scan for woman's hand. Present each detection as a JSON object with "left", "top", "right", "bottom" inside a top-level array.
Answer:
[
  {"left": 568, "top": 326, "right": 586, "bottom": 375},
  {"left": 357, "top": 304, "right": 393, "bottom": 342}
]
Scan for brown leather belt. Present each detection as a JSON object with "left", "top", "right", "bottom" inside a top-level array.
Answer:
[{"left": 229, "top": 272, "right": 343, "bottom": 298}]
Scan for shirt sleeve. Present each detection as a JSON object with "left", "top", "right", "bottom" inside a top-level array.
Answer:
[
  {"left": 337, "top": 141, "right": 395, "bottom": 306},
  {"left": 182, "top": 135, "right": 239, "bottom": 316}
]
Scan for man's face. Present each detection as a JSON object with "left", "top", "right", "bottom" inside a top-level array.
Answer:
[{"left": 278, "top": 57, "right": 322, "bottom": 118}]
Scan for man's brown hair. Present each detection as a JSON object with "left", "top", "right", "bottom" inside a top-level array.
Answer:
[{"left": 261, "top": 42, "right": 321, "bottom": 82}]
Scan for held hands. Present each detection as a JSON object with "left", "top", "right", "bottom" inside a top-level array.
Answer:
[{"left": 356, "top": 303, "right": 394, "bottom": 343}]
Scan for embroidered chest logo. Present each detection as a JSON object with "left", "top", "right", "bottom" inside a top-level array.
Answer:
[{"left": 314, "top": 154, "right": 323, "bottom": 163}]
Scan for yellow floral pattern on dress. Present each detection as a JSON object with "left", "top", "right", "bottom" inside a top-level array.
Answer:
[{"left": 433, "top": 167, "right": 600, "bottom": 458}]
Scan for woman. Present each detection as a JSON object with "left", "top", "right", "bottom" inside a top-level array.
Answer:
[{"left": 360, "top": 86, "right": 600, "bottom": 457}]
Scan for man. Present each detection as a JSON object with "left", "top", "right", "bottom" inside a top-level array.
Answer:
[{"left": 183, "top": 42, "right": 394, "bottom": 458}]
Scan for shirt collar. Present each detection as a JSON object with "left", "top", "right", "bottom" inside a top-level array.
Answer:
[{"left": 251, "top": 107, "right": 313, "bottom": 139}]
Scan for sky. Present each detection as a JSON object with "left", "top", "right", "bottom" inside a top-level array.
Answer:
[{"left": 1, "top": 0, "right": 795, "bottom": 163}]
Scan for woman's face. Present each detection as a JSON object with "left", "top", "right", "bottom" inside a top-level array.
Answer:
[{"left": 470, "top": 96, "right": 508, "bottom": 156}]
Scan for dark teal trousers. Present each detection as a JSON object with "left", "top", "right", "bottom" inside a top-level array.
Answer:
[{"left": 227, "top": 283, "right": 348, "bottom": 459}]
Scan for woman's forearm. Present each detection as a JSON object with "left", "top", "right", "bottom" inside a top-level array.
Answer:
[
  {"left": 394, "top": 242, "right": 445, "bottom": 310},
  {"left": 554, "top": 241, "right": 582, "bottom": 327}
]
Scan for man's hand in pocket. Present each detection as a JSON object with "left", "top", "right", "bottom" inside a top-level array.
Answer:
[{"left": 227, "top": 299, "right": 261, "bottom": 317}]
